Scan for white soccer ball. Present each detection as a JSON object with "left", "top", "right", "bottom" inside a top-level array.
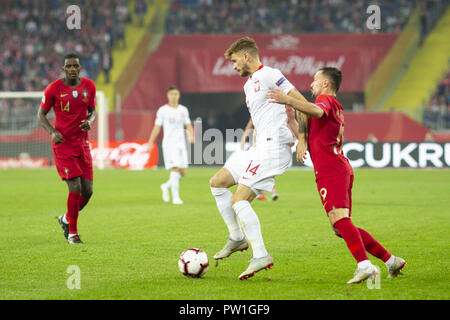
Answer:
[{"left": 178, "top": 248, "right": 209, "bottom": 278}]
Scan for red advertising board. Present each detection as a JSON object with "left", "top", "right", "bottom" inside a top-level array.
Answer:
[
  {"left": 90, "top": 141, "right": 159, "bottom": 169},
  {"left": 123, "top": 34, "right": 397, "bottom": 111}
]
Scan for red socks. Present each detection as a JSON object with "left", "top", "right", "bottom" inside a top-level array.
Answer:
[
  {"left": 66, "top": 192, "right": 81, "bottom": 234},
  {"left": 357, "top": 228, "right": 392, "bottom": 262},
  {"left": 333, "top": 217, "right": 368, "bottom": 263}
]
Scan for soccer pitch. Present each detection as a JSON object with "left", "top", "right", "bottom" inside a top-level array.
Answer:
[{"left": 0, "top": 168, "right": 448, "bottom": 300}]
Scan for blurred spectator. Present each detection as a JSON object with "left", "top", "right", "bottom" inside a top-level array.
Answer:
[
  {"left": 0, "top": 0, "right": 133, "bottom": 129},
  {"left": 0, "top": 0, "right": 128, "bottom": 93},
  {"left": 135, "top": 0, "right": 148, "bottom": 27},
  {"left": 423, "top": 69, "right": 450, "bottom": 130},
  {"left": 166, "top": 0, "right": 424, "bottom": 35},
  {"left": 101, "top": 46, "right": 114, "bottom": 84},
  {"left": 424, "top": 132, "right": 435, "bottom": 142},
  {"left": 366, "top": 133, "right": 378, "bottom": 143}
]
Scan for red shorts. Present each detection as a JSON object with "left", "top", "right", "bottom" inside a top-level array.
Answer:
[
  {"left": 316, "top": 174, "right": 353, "bottom": 216},
  {"left": 53, "top": 142, "right": 93, "bottom": 180}
]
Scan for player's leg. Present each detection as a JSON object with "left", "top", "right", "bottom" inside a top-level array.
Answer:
[
  {"left": 355, "top": 227, "right": 406, "bottom": 278},
  {"left": 329, "top": 208, "right": 378, "bottom": 283},
  {"left": 53, "top": 146, "right": 83, "bottom": 243},
  {"left": 170, "top": 167, "right": 184, "bottom": 204},
  {"left": 231, "top": 184, "right": 273, "bottom": 280},
  {"left": 210, "top": 167, "right": 247, "bottom": 260},
  {"left": 78, "top": 143, "right": 94, "bottom": 212},
  {"left": 79, "top": 177, "right": 93, "bottom": 211},
  {"left": 331, "top": 175, "right": 406, "bottom": 278},
  {"left": 270, "top": 186, "right": 279, "bottom": 201},
  {"left": 255, "top": 190, "right": 267, "bottom": 201},
  {"left": 64, "top": 177, "right": 83, "bottom": 243},
  {"left": 160, "top": 145, "right": 173, "bottom": 202}
]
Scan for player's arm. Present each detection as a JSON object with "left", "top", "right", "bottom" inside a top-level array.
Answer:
[
  {"left": 185, "top": 123, "right": 195, "bottom": 143},
  {"left": 80, "top": 83, "right": 97, "bottom": 131},
  {"left": 267, "top": 89, "right": 324, "bottom": 119},
  {"left": 37, "top": 88, "right": 65, "bottom": 144},
  {"left": 147, "top": 125, "right": 162, "bottom": 152},
  {"left": 80, "top": 108, "right": 96, "bottom": 132},
  {"left": 240, "top": 118, "right": 254, "bottom": 150},
  {"left": 285, "top": 88, "right": 310, "bottom": 164},
  {"left": 37, "top": 107, "right": 64, "bottom": 144}
]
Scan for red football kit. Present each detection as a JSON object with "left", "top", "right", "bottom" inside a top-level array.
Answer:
[
  {"left": 40, "top": 77, "right": 96, "bottom": 180},
  {"left": 308, "top": 94, "right": 353, "bottom": 215}
]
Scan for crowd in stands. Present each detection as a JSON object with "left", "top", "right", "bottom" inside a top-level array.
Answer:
[
  {"left": 423, "top": 69, "right": 450, "bottom": 130},
  {"left": 166, "top": 0, "right": 417, "bottom": 34},
  {"left": 0, "top": 0, "right": 132, "bottom": 128}
]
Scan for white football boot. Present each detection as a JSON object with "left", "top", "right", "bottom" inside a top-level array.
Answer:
[
  {"left": 214, "top": 237, "right": 249, "bottom": 260},
  {"left": 387, "top": 257, "right": 407, "bottom": 278},
  {"left": 347, "top": 263, "right": 379, "bottom": 284},
  {"left": 239, "top": 255, "right": 274, "bottom": 280}
]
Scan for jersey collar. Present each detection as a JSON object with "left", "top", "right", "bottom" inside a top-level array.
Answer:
[{"left": 250, "top": 64, "right": 264, "bottom": 79}]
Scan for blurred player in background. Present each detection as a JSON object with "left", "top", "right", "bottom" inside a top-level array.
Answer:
[
  {"left": 267, "top": 67, "right": 406, "bottom": 284},
  {"left": 147, "top": 86, "right": 194, "bottom": 204},
  {"left": 240, "top": 118, "right": 279, "bottom": 201},
  {"left": 37, "top": 53, "right": 96, "bottom": 244},
  {"left": 209, "top": 37, "right": 307, "bottom": 280}
]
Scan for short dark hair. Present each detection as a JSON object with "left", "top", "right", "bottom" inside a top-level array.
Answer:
[
  {"left": 63, "top": 53, "right": 80, "bottom": 63},
  {"left": 319, "top": 67, "right": 342, "bottom": 92},
  {"left": 167, "top": 86, "right": 179, "bottom": 92}
]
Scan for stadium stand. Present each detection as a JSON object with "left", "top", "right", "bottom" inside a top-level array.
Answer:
[
  {"left": 422, "top": 68, "right": 450, "bottom": 130},
  {"left": 166, "top": 0, "right": 416, "bottom": 34}
]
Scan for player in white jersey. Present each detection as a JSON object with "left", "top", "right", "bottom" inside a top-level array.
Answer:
[
  {"left": 147, "top": 86, "right": 194, "bottom": 204},
  {"left": 209, "top": 37, "right": 308, "bottom": 280},
  {"left": 240, "top": 118, "right": 279, "bottom": 201}
]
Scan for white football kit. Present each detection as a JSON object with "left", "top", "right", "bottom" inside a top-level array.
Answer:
[
  {"left": 155, "top": 104, "right": 191, "bottom": 170},
  {"left": 225, "top": 65, "right": 295, "bottom": 192}
]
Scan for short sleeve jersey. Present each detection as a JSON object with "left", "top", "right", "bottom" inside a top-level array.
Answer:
[
  {"left": 244, "top": 65, "right": 295, "bottom": 145},
  {"left": 40, "top": 77, "right": 96, "bottom": 144},
  {"left": 154, "top": 104, "right": 191, "bottom": 145},
  {"left": 308, "top": 94, "right": 352, "bottom": 177}
]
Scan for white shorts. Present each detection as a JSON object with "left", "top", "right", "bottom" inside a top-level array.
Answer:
[
  {"left": 162, "top": 143, "right": 188, "bottom": 170},
  {"left": 224, "top": 141, "right": 292, "bottom": 193}
]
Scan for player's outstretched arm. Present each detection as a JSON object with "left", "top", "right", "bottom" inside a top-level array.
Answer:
[
  {"left": 267, "top": 89, "right": 324, "bottom": 119},
  {"left": 147, "top": 125, "right": 162, "bottom": 152},
  {"left": 37, "top": 107, "right": 64, "bottom": 144}
]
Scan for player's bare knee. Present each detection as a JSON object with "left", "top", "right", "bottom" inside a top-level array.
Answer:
[
  {"left": 66, "top": 177, "right": 82, "bottom": 194},
  {"left": 82, "top": 189, "right": 93, "bottom": 200},
  {"left": 209, "top": 173, "right": 226, "bottom": 188},
  {"left": 328, "top": 208, "right": 349, "bottom": 226}
]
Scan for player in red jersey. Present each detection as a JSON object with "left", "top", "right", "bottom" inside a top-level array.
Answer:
[
  {"left": 37, "top": 53, "right": 96, "bottom": 244},
  {"left": 267, "top": 67, "right": 406, "bottom": 283}
]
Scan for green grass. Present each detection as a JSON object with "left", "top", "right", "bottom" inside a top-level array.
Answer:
[{"left": 0, "top": 168, "right": 449, "bottom": 300}]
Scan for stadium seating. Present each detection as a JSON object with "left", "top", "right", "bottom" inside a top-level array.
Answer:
[
  {"left": 166, "top": 0, "right": 416, "bottom": 34},
  {"left": 422, "top": 69, "right": 450, "bottom": 130}
]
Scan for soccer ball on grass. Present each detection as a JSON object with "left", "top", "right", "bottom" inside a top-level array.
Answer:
[{"left": 178, "top": 248, "right": 209, "bottom": 278}]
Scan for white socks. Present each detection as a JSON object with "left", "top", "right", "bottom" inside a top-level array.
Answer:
[
  {"left": 357, "top": 260, "right": 372, "bottom": 269},
  {"left": 232, "top": 200, "right": 268, "bottom": 259},
  {"left": 385, "top": 255, "right": 396, "bottom": 269},
  {"left": 210, "top": 187, "right": 244, "bottom": 241},
  {"left": 169, "top": 171, "right": 182, "bottom": 200}
]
